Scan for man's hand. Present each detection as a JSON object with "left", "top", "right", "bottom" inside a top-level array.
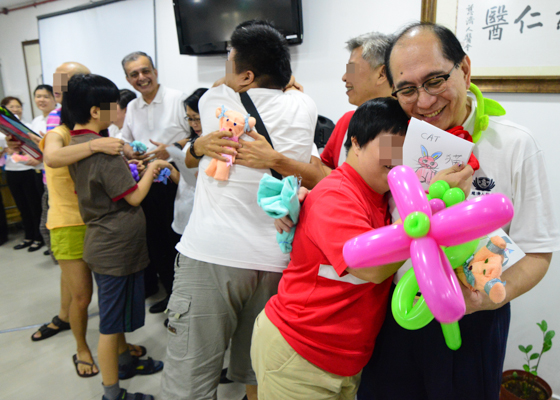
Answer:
[
  {"left": 284, "top": 75, "right": 304, "bottom": 92},
  {"left": 195, "top": 130, "right": 239, "bottom": 162},
  {"left": 460, "top": 279, "right": 499, "bottom": 314},
  {"left": 124, "top": 142, "right": 155, "bottom": 161},
  {"left": 273, "top": 187, "right": 309, "bottom": 234},
  {"left": 145, "top": 139, "right": 170, "bottom": 160},
  {"left": 91, "top": 137, "right": 125, "bottom": 156},
  {"left": 236, "top": 130, "right": 279, "bottom": 169},
  {"left": 432, "top": 163, "right": 473, "bottom": 197}
]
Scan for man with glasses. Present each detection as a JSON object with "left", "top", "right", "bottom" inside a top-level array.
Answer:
[
  {"left": 359, "top": 22, "right": 560, "bottom": 400},
  {"left": 120, "top": 51, "right": 190, "bottom": 311}
]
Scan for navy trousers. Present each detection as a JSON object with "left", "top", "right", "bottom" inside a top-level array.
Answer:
[{"left": 358, "top": 284, "right": 510, "bottom": 400}]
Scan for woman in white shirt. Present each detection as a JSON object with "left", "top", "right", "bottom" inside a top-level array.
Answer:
[
  {"left": 107, "top": 89, "right": 136, "bottom": 138},
  {"left": 1, "top": 87, "right": 56, "bottom": 252}
]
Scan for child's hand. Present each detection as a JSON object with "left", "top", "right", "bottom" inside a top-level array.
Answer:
[
  {"left": 128, "top": 159, "right": 145, "bottom": 175},
  {"left": 148, "top": 160, "right": 172, "bottom": 177}
]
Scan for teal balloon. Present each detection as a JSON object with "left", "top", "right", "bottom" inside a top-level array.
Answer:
[{"left": 443, "top": 187, "right": 465, "bottom": 207}]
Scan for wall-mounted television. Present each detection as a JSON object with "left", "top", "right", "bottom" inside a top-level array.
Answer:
[{"left": 173, "top": 0, "right": 303, "bottom": 55}]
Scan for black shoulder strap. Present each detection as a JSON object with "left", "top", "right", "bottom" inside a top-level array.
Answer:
[{"left": 239, "top": 91, "right": 283, "bottom": 180}]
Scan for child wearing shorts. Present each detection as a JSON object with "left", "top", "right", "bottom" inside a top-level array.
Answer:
[{"left": 65, "top": 73, "right": 169, "bottom": 400}]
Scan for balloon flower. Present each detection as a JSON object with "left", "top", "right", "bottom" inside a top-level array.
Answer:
[{"left": 343, "top": 165, "right": 514, "bottom": 349}]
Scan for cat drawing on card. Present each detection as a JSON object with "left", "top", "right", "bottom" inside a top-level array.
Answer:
[{"left": 416, "top": 145, "right": 442, "bottom": 184}]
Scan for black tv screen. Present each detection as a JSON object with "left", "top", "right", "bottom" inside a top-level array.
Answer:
[{"left": 173, "top": 0, "right": 303, "bottom": 55}]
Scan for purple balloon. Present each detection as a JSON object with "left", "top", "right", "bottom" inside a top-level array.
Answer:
[{"left": 429, "top": 198, "right": 446, "bottom": 214}]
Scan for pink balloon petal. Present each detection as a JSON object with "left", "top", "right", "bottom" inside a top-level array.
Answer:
[
  {"left": 429, "top": 194, "right": 514, "bottom": 246},
  {"left": 343, "top": 224, "right": 411, "bottom": 269},
  {"left": 388, "top": 166, "right": 431, "bottom": 219},
  {"left": 410, "top": 237, "right": 466, "bottom": 323}
]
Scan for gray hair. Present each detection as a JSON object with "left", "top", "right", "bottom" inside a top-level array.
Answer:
[
  {"left": 346, "top": 32, "right": 393, "bottom": 69},
  {"left": 121, "top": 51, "right": 155, "bottom": 75}
]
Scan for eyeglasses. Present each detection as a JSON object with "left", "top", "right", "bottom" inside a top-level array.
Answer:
[
  {"left": 392, "top": 65, "right": 458, "bottom": 104},
  {"left": 185, "top": 116, "right": 201, "bottom": 124}
]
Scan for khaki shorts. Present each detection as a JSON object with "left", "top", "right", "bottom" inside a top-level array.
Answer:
[
  {"left": 50, "top": 225, "right": 86, "bottom": 260},
  {"left": 251, "top": 310, "right": 361, "bottom": 400}
]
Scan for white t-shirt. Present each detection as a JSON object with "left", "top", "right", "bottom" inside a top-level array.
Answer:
[
  {"left": 108, "top": 124, "right": 121, "bottom": 139},
  {"left": 171, "top": 142, "right": 198, "bottom": 234},
  {"left": 394, "top": 96, "right": 560, "bottom": 282},
  {"left": 120, "top": 85, "right": 190, "bottom": 152},
  {"left": 177, "top": 84, "right": 318, "bottom": 273}
]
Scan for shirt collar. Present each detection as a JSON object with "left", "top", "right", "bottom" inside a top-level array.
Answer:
[
  {"left": 70, "top": 129, "right": 102, "bottom": 137},
  {"left": 462, "top": 95, "right": 477, "bottom": 135},
  {"left": 339, "top": 162, "right": 387, "bottom": 210},
  {"left": 139, "top": 85, "right": 164, "bottom": 108}
]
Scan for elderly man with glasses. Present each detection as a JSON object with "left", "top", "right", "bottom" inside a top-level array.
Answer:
[{"left": 357, "top": 22, "right": 560, "bottom": 400}]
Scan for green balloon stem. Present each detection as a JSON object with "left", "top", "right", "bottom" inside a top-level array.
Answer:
[{"left": 441, "top": 322, "right": 462, "bottom": 350}]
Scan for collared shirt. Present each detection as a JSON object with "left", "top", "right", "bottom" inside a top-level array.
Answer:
[{"left": 120, "top": 85, "right": 190, "bottom": 152}]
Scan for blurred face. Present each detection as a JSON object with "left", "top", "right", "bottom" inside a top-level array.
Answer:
[
  {"left": 34, "top": 89, "right": 57, "bottom": 115},
  {"left": 186, "top": 106, "right": 202, "bottom": 136},
  {"left": 389, "top": 30, "right": 471, "bottom": 130},
  {"left": 351, "top": 132, "right": 404, "bottom": 194},
  {"left": 99, "top": 102, "right": 118, "bottom": 129},
  {"left": 5, "top": 99, "right": 23, "bottom": 119},
  {"left": 342, "top": 47, "right": 381, "bottom": 107},
  {"left": 125, "top": 56, "right": 158, "bottom": 97},
  {"left": 225, "top": 48, "right": 241, "bottom": 92},
  {"left": 113, "top": 104, "right": 127, "bottom": 130},
  {"left": 53, "top": 71, "right": 70, "bottom": 103}
]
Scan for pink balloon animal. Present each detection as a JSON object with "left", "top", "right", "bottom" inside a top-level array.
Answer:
[
  {"left": 343, "top": 165, "right": 514, "bottom": 324},
  {"left": 416, "top": 144, "right": 442, "bottom": 184},
  {"left": 205, "top": 105, "right": 256, "bottom": 181}
]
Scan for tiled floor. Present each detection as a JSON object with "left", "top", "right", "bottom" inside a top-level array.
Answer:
[{"left": 0, "top": 233, "right": 247, "bottom": 400}]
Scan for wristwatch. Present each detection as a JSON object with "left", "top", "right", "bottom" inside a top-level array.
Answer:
[{"left": 189, "top": 138, "right": 203, "bottom": 159}]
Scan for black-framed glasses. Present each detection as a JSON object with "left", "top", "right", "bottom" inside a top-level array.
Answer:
[
  {"left": 392, "top": 64, "right": 458, "bottom": 104},
  {"left": 185, "top": 116, "right": 201, "bottom": 124}
]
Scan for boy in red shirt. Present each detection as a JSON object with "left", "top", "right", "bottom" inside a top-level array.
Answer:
[{"left": 251, "top": 97, "right": 408, "bottom": 399}]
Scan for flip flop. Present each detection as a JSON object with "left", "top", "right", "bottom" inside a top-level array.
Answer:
[
  {"left": 129, "top": 344, "right": 147, "bottom": 358},
  {"left": 31, "top": 315, "right": 71, "bottom": 341},
  {"left": 119, "top": 357, "right": 164, "bottom": 380},
  {"left": 73, "top": 354, "right": 99, "bottom": 378}
]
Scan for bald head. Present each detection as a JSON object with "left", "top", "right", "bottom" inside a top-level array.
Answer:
[
  {"left": 385, "top": 22, "right": 466, "bottom": 87},
  {"left": 53, "top": 62, "right": 91, "bottom": 103}
]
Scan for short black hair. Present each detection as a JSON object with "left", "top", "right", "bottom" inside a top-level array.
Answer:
[
  {"left": 385, "top": 22, "right": 466, "bottom": 86},
  {"left": 183, "top": 88, "right": 208, "bottom": 114},
  {"left": 33, "top": 84, "right": 54, "bottom": 97},
  {"left": 183, "top": 88, "right": 208, "bottom": 139},
  {"left": 62, "top": 74, "right": 119, "bottom": 127},
  {"left": 344, "top": 97, "right": 408, "bottom": 151},
  {"left": 230, "top": 21, "right": 291, "bottom": 89},
  {"left": 118, "top": 89, "right": 137, "bottom": 110}
]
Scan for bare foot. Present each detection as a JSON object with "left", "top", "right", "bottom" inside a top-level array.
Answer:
[
  {"left": 75, "top": 350, "right": 99, "bottom": 376},
  {"left": 128, "top": 343, "right": 145, "bottom": 357}
]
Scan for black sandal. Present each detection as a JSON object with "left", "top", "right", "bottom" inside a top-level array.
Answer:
[
  {"left": 28, "top": 241, "right": 44, "bottom": 252},
  {"left": 31, "top": 315, "right": 71, "bottom": 341},
  {"left": 13, "top": 240, "right": 32, "bottom": 250}
]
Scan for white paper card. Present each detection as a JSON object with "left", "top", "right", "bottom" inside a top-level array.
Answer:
[
  {"left": 475, "top": 228, "right": 526, "bottom": 272},
  {"left": 403, "top": 118, "right": 475, "bottom": 190}
]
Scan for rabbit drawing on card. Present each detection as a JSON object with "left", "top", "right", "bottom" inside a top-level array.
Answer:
[{"left": 416, "top": 145, "right": 442, "bottom": 184}]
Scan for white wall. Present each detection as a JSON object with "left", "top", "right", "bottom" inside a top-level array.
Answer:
[{"left": 0, "top": 0, "right": 559, "bottom": 394}]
